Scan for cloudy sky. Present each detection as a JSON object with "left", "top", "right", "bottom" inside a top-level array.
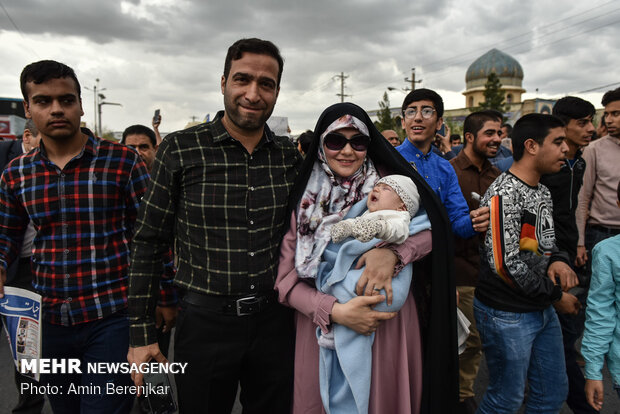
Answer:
[{"left": 0, "top": 0, "right": 618, "bottom": 135}]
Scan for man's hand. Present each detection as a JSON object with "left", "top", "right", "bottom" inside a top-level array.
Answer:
[
  {"left": 127, "top": 343, "right": 168, "bottom": 395},
  {"left": 585, "top": 379, "right": 604, "bottom": 411},
  {"left": 0, "top": 267, "right": 5, "bottom": 298},
  {"left": 553, "top": 292, "right": 581, "bottom": 315},
  {"left": 331, "top": 295, "right": 397, "bottom": 335},
  {"left": 548, "top": 261, "right": 579, "bottom": 291},
  {"left": 470, "top": 206, "right": 490, "bottom": 234},
  {"left": 354, "top": 248, "right": 398, "bottom": 305},
  {"left": 155, "top": 305, "right": 178, "bottom": 333},
  {"left": 152, "top": 114, "right": 161, "bottom": 131},
  {"left": 575, "top": 246, "right": 588, "bottom": 267}
]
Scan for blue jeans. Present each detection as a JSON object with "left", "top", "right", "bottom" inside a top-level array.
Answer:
[
  {"left": 474, "top": 298, "right": 568, "bottom": 414},
  {"left": 40, "top": 309, "right": 134, "bottom": 414}
]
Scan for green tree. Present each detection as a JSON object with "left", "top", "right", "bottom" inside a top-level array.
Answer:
[
  {"left": 376, "top": 92, "right": 395, "bottom": 132},
  {"left": 479, "top": 72, "right": 507, "bottom": 113}
]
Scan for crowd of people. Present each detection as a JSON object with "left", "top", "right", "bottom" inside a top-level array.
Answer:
[{"left": 0, "top": 37, "right": 618, "bottom": 414}]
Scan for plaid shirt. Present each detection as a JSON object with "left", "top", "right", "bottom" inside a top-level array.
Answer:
[
  {"left": 129, "top": 112, "right": 302, "bottom": 346},
  {"left": 0, "top": 130, "right": 150, "bottom": 326}
]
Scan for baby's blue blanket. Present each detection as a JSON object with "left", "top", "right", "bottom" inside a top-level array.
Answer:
[{"left": 316, "top": 197, "right": 431, "bottom": 414}]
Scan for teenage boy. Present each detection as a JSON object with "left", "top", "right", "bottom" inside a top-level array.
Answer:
[
  {"left": 576, "top": 88, "right": 620, "bottom": 272},
  {"left": 540, "top": 96, "right": 597, "bottom": 414},
  {"left": 0, "top": 60, "right": 150, "bottom": 414},
  {"left": 475, "top": 113, "right": 581, "bottom": 413},
  {"left": 396, "top": 88, "right": 489, "bottom": 238}
]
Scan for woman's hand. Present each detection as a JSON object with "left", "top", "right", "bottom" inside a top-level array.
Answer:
[
  {"left": 331, "top": 296, "right": 397, "bottom": 335},
  {"left": 355, "top": 248, "right": 398, "bottom": 305}
]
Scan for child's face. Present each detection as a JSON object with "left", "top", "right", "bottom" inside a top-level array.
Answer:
[{"left": 367, "top": 183, "right": 406, "bottom": 213}]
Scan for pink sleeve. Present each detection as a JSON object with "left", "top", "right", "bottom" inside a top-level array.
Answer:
[
  {"left": 377, "top": 228, "right": 432, "bottom": 270},
  {"left": 275, "top": 213, "right": 338, "bottom": 333}
]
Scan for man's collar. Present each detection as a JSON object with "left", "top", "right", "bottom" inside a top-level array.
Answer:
[
  {"left": 400, "top": 138, "right": 433, "bottom": 159},
  {"left": 212, "top": 110, "right": 274, "bottom": 145},
  {"left": 454, "top": 149, "right": 492, "bottom": 171},
  {"left": 37, "top": 128, "right": 97, "bottom": 162}
]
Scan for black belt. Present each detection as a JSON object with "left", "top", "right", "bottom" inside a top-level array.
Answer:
[
  {"left": 182, "top": 290, "right": 278, "bottom": 316},
  {"left": 590, "top": 225, "right": 620, "bottom": 235}
]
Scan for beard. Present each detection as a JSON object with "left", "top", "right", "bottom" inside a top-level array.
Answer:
[{"left": 222, "top": 94, "right": 274, "bottom": 132}]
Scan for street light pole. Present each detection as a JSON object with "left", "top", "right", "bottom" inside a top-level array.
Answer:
[{"left": 98, "top": 100, "right": 122, "bottom": 137}]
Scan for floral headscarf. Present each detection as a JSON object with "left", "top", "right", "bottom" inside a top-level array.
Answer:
[{"left": 295, "top": 114, "right": 379, "bottom": 279}]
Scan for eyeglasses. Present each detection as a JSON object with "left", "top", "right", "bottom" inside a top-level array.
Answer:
[
  {"left": 403, "top": 107, "right": 436, "bottom": 120},
  {"left": 323, "top": 133, "right": 370, "bottom": 152}
]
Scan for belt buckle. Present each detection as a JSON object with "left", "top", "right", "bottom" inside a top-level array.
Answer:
[{"left": 236, "top": 296, "right": 258, "bottom": 316}]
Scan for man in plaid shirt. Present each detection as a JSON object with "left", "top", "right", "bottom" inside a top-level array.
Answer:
[
  {"left": 128, "top": 38, "right": 302, "bottom": 413},
  {"left": 0, "top": 60, "right": 150, "bottom": 414}
]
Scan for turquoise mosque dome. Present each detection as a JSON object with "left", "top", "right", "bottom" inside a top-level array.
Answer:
[{"left": 465, "top": 49, "right": 524, "bottom": 83}]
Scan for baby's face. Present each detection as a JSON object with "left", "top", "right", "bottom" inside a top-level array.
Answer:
[{"left": 367, "top": 183, "right": 406, "bottom": 213}]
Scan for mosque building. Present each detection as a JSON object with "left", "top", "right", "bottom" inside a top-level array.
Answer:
[
  {"left": 463, "top": 48, "right": 525, "bottom": 109},
  {"left": 370, "top": 48, "right": 559, "bottom": 132}
]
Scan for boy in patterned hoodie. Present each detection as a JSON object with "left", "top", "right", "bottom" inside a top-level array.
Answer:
[{"left": 474, "top": 113, "right": 581, "bottom": 413}]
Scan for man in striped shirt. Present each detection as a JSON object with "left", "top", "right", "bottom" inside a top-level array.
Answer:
[{"left": 0, "top": 60, "right": 150, "bottom": 414}]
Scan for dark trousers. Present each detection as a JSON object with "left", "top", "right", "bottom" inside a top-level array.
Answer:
[
  {"left": 174, "top": 296, "right": 295, "bottom": 414},
  {"left": 40, "top": 310, "right": 134, "bottom": 414}
]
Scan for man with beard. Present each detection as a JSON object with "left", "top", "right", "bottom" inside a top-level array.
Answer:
[
  {"left": 0, "top": 60, "right": 149, "bottom": 413},
  {"left": 127, "top": 38, "right": 302, "bottom": 413},
  {"left": 396, "top": 88, "right": 490, "bottom": 239},
  {"left": 449, "top": 110, "right": 503, "bottom": 413},
  {"left": 540, "top": 96, "right": 596, "bottom": 414}
]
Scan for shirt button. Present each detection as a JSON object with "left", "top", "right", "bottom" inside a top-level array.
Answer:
[
  {"left": 425, "top": 175, "right": 429, "bottom": 178},
  {"left": 249, "top": 186, "right": 255, "bottom": 191},
  {"left": 250, "top": 284, "right": 255, "bottom": 289},
  {"left": 249, "top": 220, "right": 254, "bottom": 225},
  {"left": 249, "top": 252, "right": 255, "bottom": 257},
  {"left": 66, "top": 297, "right": 72, "bottom": 302},
  {"left": 416, "top": 154, "right": 420, "bottom": 158},
  {"left": 65, "top": 274, "right": 70, "bottom": 279},
  {"left": 64, "top": 249, "right": 69, "bottom": 254},
  {"left": 60, "top": 173, "right": 65, "bottom": 177}
]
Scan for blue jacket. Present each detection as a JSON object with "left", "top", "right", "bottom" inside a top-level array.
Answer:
[
  {"left": 582, "top": 235, "right": 620, "bottom": 385},
  {"left": 397, "top": 139, "right": 475, "bottom": 238}
]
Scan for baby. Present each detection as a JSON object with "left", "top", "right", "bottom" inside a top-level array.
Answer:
[{"left": 330, "top": 174, "right": 420, "bottom": 245}]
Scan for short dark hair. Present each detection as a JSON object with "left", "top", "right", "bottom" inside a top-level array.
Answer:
[
  {"left": 552, "top": 96, "right": 595, "bottom": 124},
  {"left": 450, "top": 134, "right": 461, "bottom": 142},
  {"left": 602, "top": 87, "right": 620, "bottom": 106},
  {"left": 501, "top": 123, "right": 513, "bottom": 135},
  {"left": 24, "top": 119, "right": 38, "bottom": 136},
  {"left": 463, "top": 110, "right": 503, "bottom": 146},
  {"left": 20, "top": 60, "right": 81, "bottom": 102},
  {"left": 401, "top": 88, "right": 444, "bottom": 118},
  {"left": 511, "top": 113, "right": 565, "bottom": 161},
  {"left": 121, "top": 124, "right": 157, "bottom": 147},
  {"left": 223, "top": 38, "right": 284, "bottom": 86},
  {"left": 297, "top": 130, "right": 313, "bottom": 154}
]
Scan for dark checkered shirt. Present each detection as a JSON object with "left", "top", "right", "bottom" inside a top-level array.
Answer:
[
  {"left": 129, "top": 112, "right": 302, "bottom": 346},
  {"left": 0, "top": 130, "right": 149, "bottom": 326}
]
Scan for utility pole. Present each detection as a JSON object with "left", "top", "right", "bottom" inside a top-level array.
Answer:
[
  {"left": 404, "top": 68, "right": 422, "bottom": 91},
  {"left": 334, "top": 72, "right": 351, "bottom": 103}
]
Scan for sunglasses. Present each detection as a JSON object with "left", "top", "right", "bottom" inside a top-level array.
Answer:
[{"left": 323, "top": 133, "right": 370, "bottom": 152}]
